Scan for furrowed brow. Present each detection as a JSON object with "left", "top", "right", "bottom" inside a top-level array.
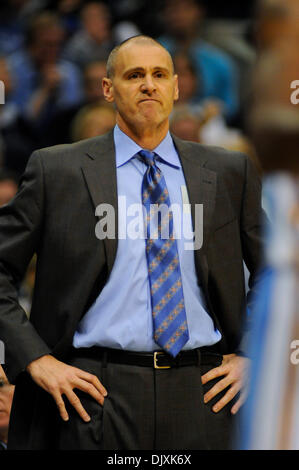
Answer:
[
  {"left": 123, "top": 67, "right": 145, "bottom": 77},
  {"left": 123, "top": 66, "right": 172, "bottom": 77},
  {"left": 153, "top": 67, "right": 170, "bottom": 74}
]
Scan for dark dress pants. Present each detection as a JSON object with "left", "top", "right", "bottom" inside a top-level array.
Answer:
[{"left": 57, "top": 351, "right": 235, "bottom": 450}]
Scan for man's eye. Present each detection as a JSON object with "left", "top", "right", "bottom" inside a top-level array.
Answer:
[
  {"left": 128, "top": 73, "right": 140, "bottom": 79},
  {"left": 155, "top": 72, "right": 165, "bottom": 78}
]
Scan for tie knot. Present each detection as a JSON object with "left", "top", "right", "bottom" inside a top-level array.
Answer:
[{"left": 138, "top": 150, "right": 156, "bottom": 167}]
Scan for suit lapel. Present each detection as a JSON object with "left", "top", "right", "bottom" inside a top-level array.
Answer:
[
  {"left": 80, "top": 131, "right": 217, "bottom": 291},
  {"left": 172, "top": 135, "right": 217, "bottom": 289},
  {"left": 172, "top": 135, "right": 217, "bottom": 248},
  {"left": 81, "top": 131, "right": 118, "bottom": 276}
]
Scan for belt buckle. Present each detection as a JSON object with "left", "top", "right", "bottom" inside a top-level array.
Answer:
[{"left": 154, "top": 351, "right": 171, "bottom": 369}]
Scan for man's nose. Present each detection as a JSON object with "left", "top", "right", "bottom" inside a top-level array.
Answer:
[{"left": 140, "top": 75, "right": 156, "bottom": 93}]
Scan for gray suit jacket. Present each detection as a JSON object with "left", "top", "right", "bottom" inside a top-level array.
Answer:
[{"left": 0, "top": 131, "right": 264, "bottom": 448}]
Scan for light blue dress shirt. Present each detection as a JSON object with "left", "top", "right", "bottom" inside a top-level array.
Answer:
[{"left": 73, "top": 125, "right": 221, "bottom": 351}]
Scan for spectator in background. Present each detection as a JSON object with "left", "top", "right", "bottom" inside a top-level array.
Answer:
[
  {"left": 159, "top": 0, "right": 239, "bottom": 119},
  {"left": 170, "top": 101, "right": 258, "bottom": 165},
  {"left": 0, "top": 54, "right": 34, "bottom": 176},
  {"left": 0, "top": 170, "right": 18, "bottom": 207},
  {"left": 0, "top": 366, "right": 15, "bottom": 450},
  {"left": 171, "top": 51, "right": 257, "bottom": 163},
  {"left": 106, "top": 0, "right": 160, "bottom": 39},
  {"left": 48, "top": 0, "right": 83, "bottom": 39},
  {"left": 63, "top": 2, "right": 115, "bottom": 69},
  {"left": 172, "top": 53, "right": 222, "bottom": 121},
  {"left": 48, "top": 60, "right": 109, "bottom": 144},
  {"left": 0, "top": 0, "right": 47, "bottom": 56},
  {"left": 170, "top": 106, "right": 201, "bottom": 142},
  {"left": 0, "top": 56, "right": 18, "bottom": 127},
  {"left": 173, "top": 52, "right": 222, "bottom": 118},
  {"left": 7, "top": 11, "right": 82, "bottom": 127},
  {"left": 173, "top": 53, "right": 198, "bottom": 106},
  {"left": 0, "top": 1, "right": 24, "bottom": 56},
  {"left": 0, "top": 55, "right": 18, "bottom": 168},
  {"left": 80, "top": 60, "right": 107, "bottom": 103},
  {"left": 198, "top": 99, "right": 258, "bottom": 160},
  {"left": 1, "top": 11, "right": 82, "bottom": 174},
  {"left": 71, "top": 102, "right": 116, "bottom": 141},
  {"left": 0, "top": 55, "right": 40, "bottom": 176}
]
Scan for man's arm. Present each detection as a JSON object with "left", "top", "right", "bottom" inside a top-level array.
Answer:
[
  {"left": 26, "top": 355, "right": 107, "bottom": 422},
  {"left": 0, "top": 152, "right": 107, "bottom": 421},
  {"left": 0, "top": 151, "right": 51, "bottom": 382},
  {"left": 202, "top": 154, "right": 265, "bottom": 414}
]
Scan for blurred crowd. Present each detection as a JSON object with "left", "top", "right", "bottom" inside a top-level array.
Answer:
[
  {"left": 0, "top": 0, "right": 259, "bottom": 173},
  {"left": 0, "top": 0, "right": 259, "bottom": 313},
  {"left": 2, "top": 0, "right": 298, "bottom": 451}
]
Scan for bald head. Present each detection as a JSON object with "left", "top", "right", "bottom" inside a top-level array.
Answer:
[
  {"left": 106, "top": 35, "right": 174, "bottom": 79},
  {"left": 102, "top": 34, "right": 179, "bottom": 148}
]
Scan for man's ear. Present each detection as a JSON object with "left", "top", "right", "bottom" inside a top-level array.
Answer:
[
  {"left": 102, "top": 77, "right": 114, "bottom": 103},
  {"left": 174, "top": 74, "right": 179, "bottom": 102}
]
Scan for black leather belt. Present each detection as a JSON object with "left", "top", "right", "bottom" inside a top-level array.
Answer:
[{"left": 71, "top": 346, "right": 202, "bottom": 369}]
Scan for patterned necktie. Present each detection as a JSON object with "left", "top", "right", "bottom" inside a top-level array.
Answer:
[{"left": 139, "top": 149, "right": 189, "bottom": 357}]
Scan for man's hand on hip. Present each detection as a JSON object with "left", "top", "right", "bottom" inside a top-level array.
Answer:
[
  {"left": 26, "top": 354, "right": 107, "bottom": 422},
  {"left": 201, "top": 354, "right": 250, "bottom": 414}
]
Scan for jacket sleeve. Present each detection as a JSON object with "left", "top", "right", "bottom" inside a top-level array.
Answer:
[
  {"left": 237, "top": 155, "right": 268, "bottom": 355},
  {"left": 0, "top": 151, "right": 51, "bottom": 383}
]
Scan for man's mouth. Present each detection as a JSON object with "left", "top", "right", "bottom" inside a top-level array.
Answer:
[{"left": 139, "top": 98, "right": 159, "bottom": 103}]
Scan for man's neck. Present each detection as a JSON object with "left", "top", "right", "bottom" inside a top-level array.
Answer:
[{"left": 116, "top": 117, "right": 169, "bottom": 151}]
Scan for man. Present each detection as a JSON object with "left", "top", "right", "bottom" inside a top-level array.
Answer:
[
  {"left": 1, "top": 12, "right": 82, "bottom": 177},
  {"left": 62, "top": 2, "right": 115, "bottom": 69},
  {"left": 7, "top": 12, "right": 82, "bottom": 150},
  {"left": 0, "top": 36, "right": 263, "bottom": 450}
]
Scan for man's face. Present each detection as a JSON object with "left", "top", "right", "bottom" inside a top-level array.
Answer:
[{"left": 103, "top": 43, "right": 179, "bottom": 134}]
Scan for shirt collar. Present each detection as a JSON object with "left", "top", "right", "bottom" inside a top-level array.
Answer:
[{"left": 113, "top": 125, "right": 180, "bottom": 169}]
